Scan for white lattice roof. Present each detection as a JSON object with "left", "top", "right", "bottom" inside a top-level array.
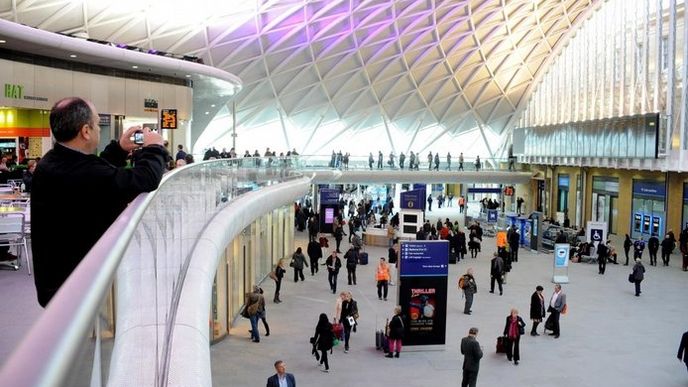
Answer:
[{"left": 0, "top": 0, "right": 599, "bottom": 155}]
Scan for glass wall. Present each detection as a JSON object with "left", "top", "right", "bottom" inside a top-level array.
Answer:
[
  {"left": 557, "top": 174, "right": 569, "bottom": 212},
  {"left": 520, "top": 113, "right": 660, "bottom": 158}
]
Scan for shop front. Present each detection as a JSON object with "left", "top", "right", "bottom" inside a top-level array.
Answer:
[{"left": 591, "top": 176, "right": 619, "bottom": 234}]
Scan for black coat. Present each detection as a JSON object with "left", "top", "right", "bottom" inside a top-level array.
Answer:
[
  {"left": 503, "top": 315, "right": 526, "bottom": 338},
  {"left": 530, "top": 292, "right": 546, "bottom": 320},
  {"left": 679, "top": 331, "right": 688, "bottom": 365},
  {"left": 388, "top": 314, "right": 405, "bottom": 339},
  {"left": 648, "top": 236, "right": 660, "bottom": 253},
  {"left": 314, "top": 321, "right": 334, "bottom": 350},
  {"left": 460, "top": 336, "right": 483, "bottom": 372},
  {"left": 31, "top": 142, "right": 167, "bottom": 307},
  {"left": 307, "top": 240, "right": 322, "bottom": 259}
]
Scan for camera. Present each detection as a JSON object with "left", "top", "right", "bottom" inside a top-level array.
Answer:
[{"left": 130, "top": 131, "right": 144, "bottom": 145}]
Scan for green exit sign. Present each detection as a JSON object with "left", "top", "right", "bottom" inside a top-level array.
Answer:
[{"left": 4, "top": 84, "right": 23, "bottom": 99}]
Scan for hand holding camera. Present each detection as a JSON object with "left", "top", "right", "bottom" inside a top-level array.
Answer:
[{"left": 121, "top": 126, "right": 164, "bottom": 151}]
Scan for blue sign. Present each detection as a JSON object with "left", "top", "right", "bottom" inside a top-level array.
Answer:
[
  {"left": 413, "top": 184, "right": 426, "bottom": 210},
  {"left": 633, "top": 181, "right": 665, "bottom": 198},
  {"left": 554, "top": 244, "right": 569, "bottom": 268},
  {"left": 401, "top": 189, "right": 423, "bottom": 209},
  {"left": 487, "top": 209, "right": 498, "bottom": 224},
  {"left": 558, "top": 175, "right": 570, "bottom": 187},
  {"left": 319, "top": 188, "right": 339, "bottom": 205},
  {"left": 467, "top": 187, "right": 502, "bottom": 194},
  {"left": 399, "top": 241, "right": 449, "bottom": 277}
]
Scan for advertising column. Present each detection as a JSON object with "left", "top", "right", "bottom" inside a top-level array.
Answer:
[{"left": 398, "top": 240, "right": 449, "bottom": 347}]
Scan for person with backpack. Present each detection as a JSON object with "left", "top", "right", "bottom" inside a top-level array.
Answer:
[
  {"left": 459, "top": 268, "right": 477, "bottom": 315},
  {"left": 344, "top": 247, "right": 358, "bottom": 286}
]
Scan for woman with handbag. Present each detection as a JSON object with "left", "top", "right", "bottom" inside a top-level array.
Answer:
[
  {"left": 335, "top": 291, "right": 358, "bottom": 353},
  {"left": 386, "top": 306, "right": 404, "bottom": 358},
  {"left": 529, "top": 286, "right": 546, "bottom": 336},
  {"left": 273, "top": 259, "right": 286, "bottom": 303},
  {"left": 502, "top": 308, "right": 526, "bottom": 365},
  {"left": 313, "top": 313, "right": 334, "bottom": 372},
  {"left": 290, "top": 247, "right": 308, "bottom": 282}
]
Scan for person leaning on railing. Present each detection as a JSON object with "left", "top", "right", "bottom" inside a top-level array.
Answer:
[{"left": 31, "top": 97, "right": 169, "bottom": 307}]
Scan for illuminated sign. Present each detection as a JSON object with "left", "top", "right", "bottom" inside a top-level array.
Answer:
[
  {"left": 161, "top": 109, "right": 178, "bottom": 129},
  {"left": 4, "top": 84, "right": 22, "bottom": 99}
]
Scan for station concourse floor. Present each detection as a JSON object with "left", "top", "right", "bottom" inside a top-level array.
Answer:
[{"left": 212, "top": 207, "right": 688, "bottom": 387}]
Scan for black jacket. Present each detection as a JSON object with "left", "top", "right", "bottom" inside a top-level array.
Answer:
[
  {"left": 503, "top": 315, "right": 526, "bottom": 338},
  {"left": 266, "top": 373, "right": 295, "bottom": 387},
  {"left": 460, "top": 336, "right": 483, "bottom": 372},
  {"left": 679, "top": 331, "right": 688, "bottom": 365},
  {"left": 307, "top": 240, "right": 322, "bottom": 259},
  {"left": 530, "top": 291, "right": 546, "bottom": 320},
  {"left": 31, "top": 142, "right": 167, "bottom": 307},
  {"left": 388, "top": 314, "right": 405, "bottom": 340}
]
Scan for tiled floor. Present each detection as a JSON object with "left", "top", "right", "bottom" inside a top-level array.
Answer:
[{"left": 211, "top": 211, "right": 688, "bottom": 387}]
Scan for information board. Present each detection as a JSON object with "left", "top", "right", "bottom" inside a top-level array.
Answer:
[{"left": 399, "top": 240, "right": 449, "bottom": 347}]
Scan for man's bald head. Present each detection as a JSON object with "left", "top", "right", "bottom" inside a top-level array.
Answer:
[{"left": 49, "top": 97, "right": 96, "bottom": 142}]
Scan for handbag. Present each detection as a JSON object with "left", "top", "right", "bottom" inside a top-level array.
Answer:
[
  {"left": 247, "top": 302, "right": 259, "bottom": 316},
  {"left": 268, "top": 270, "right": 277, "bottom": 281},
  {"left": 628, "top": 273, "right": 634, "bottom": 283}
]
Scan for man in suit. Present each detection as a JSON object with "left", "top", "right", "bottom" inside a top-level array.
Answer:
[
  {"left": 547, "top": 284, "right": 567, "bottom": 338},
  {"left": 266, "top": 360, "right": 296, "bottom": 387},
  {"left": 460, "top": 327, "right": 483, "bottom": 387},
  {"left": 679, "top": 331, "right": 688, "bottom": 372}
]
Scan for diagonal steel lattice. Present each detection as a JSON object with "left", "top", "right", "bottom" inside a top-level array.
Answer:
[{"left": 0, "top": 0, "right": 598, "bottom": 156}]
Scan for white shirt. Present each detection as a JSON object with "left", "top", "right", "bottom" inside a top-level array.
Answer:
[
  {"left": 550, "top": 291, "right": 559, "bottom": 308},
  {"left": 277, "top": 374, "right": 288, "bottom": 387}
]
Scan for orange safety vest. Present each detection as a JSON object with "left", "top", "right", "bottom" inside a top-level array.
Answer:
[{"left": 376, "top": 264, "right": 390, "bottom": 281}]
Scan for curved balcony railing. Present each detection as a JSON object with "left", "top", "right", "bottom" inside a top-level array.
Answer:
[{"left": 0, "top": 158, "right": 305, "bottom": 387}]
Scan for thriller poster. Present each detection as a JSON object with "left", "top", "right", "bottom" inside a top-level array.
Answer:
[{"left": 398, "top": 240, "right": 449, "bottom": 346}]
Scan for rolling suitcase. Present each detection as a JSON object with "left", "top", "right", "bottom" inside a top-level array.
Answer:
[
  {"left": 449, "top": 251, "right": 457, "bottom": 264},
  {"left": 375, "top": 329, "right": 384, "bottom": 350},
  {"left": 496, "top": 336, "right": 506, "bottom": 353},
  {"left": 358, "top": 252, "right": 369, "bottom": 265}
]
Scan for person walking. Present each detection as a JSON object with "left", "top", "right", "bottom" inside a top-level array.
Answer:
[
  {"left": 648, "top": 234, "right": 659, "bottom": 266},
  {"left": 547, "top": 284, "right": 566, "bottom": 338},
  {"left": 458, "top": 152, "right": 464, "bottom": 171},
  {"left": 530, "top": 286, "right": 546, "bottom": 336},
  {"left": 661, "top": 234, "right": 674, "bottom": 266},
  {"left": 460, "top": 327, "right": 483, "bottom": 387},
  {"left": 290, "top": 247, "right": 308, "bottom": 282},
  {"left": 312, "top": 313, "right": 334, "bottom": 372},
  {"left": 266, "top": 360, "right": 296, "bottom": 387},
  {"left": 376, "top": 257, "right": 391, "bottom": 301},
  {"left": 427, "top": 194, "right": 433, "bottom": 212},
  {"left": 623, "top": 234, "right": 633, "bottom": 265},
  {"left": 336, "top": 291, "right": 358, "bottom": 353},
  {"left": 273, "top": 259, "right": 286, "bottom": 303},
  {"left": 507, "top": 225, "right": 520, "bottom": 263},
  {"left": 678, "top": 330, "right": 688, "bottom": 373},
  {"left": 307, "top": 239, "right": 322, "bottom": 275},
  {"left": 334, "top": 224, "right": 344, "bottom": 253},
  {"left": 632, "top": 258, "right": 646, "bottom": 297},
  {"left": 368, "top": 152, "right": 374, "bottom": 170},
  {"left": 489, "top": 252, "right": 504, "bottom": 296},
  {"left": 386, "top": 306, "right": 405, "bottom": 358},
  {"left": 460, "top": 268, "right": 477, "bottom": 315},
  {"left": 502, "top": 308, "right": 526, "bottom": 365},
  {"left": 252, "top": 286, "right": 270, "bottom": 337},
  {"left": 325, "top": 251, "right": 342, "bottom": 294},
  {"left": 474, "top": 155, "right": 481, "bottom": 171},
  {"left": 344, "top": 247, "right": 358, "bottom": 286},
  {"left": 633, "top": 237, "right": 646, "bottom": 260},
  {"left": 597, "top": 241, "right": 609, "bottom": 275}
]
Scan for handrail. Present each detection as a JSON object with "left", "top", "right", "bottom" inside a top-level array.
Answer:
[{"left": 0, "top": 158, "right": 302, "bottom": 387}]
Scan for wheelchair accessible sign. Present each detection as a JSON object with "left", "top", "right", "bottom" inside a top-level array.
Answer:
[{"left": 552, "top": 243, "right": 570, "bottom": 284}]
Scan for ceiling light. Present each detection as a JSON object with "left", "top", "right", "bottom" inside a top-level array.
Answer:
[
  {"left": 132, "top": 65, "right": 138, "bottom": 69},
  {"left": 0, "top": 40, "right": 6, "bottom": 44},
  {"left": 185, "top": 74, "right": 191, "bottom": 78},
  {"left": 205, "top": 111, "right": 209, "bottom": 115},
  {"left": 211, "top": 104, "right": 216, "bottom": 108},
  {"left": 69, "top": 54, "right": 77, "bottom": 58}
]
